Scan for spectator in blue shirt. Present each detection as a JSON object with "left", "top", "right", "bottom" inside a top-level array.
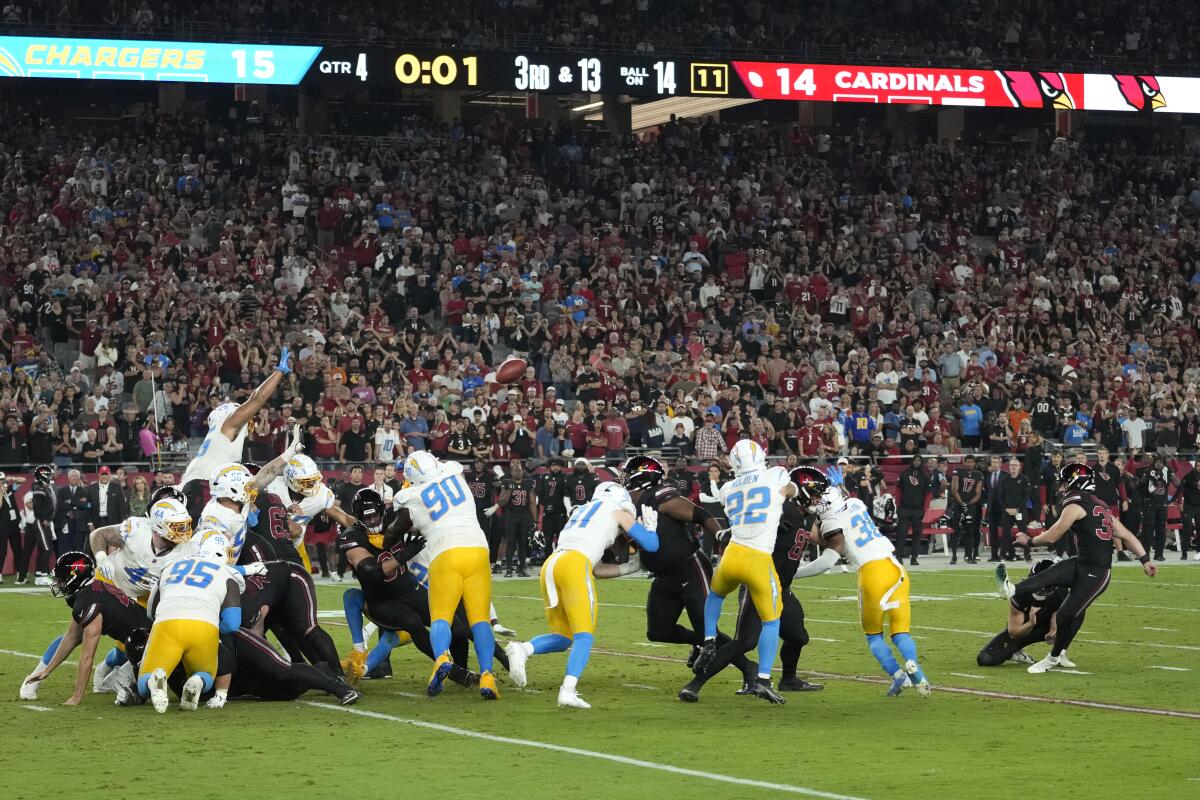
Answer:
[
  {"left": 563, "top": 284, "right": 589, "bottom": 323},
  {"left": 958, "top": 398, "right": 983, "bottom": 449},
  {"left": 400, "top": 408, "right": 430, "bottom": 451},
  {"left": 845, "top": 402, "right": 875, "bottom": 446},
  {"left": 1062, "top": 419, "right": 1088, "bottom": 446}
]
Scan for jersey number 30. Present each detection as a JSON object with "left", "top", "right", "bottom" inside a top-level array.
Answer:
[
  {"left": 726, "top": 487, "right": 770, "bottom": 526},
  {"left": 850, "top": 511, "right": 882, "bottom": 547},
  {"left": 421, "top": 476, "right": 467, "bottom": 521}
]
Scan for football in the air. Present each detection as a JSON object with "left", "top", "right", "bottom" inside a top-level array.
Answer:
[{"left": 495, "top": 356, "right": 527, "bottom": 384}]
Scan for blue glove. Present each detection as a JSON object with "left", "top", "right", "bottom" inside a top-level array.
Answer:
[
  {"left": 247, "top": 508, "right": 260, "bottom": 528},
  {"left": 825, "top": 465, "right": 845, "bottom": 487},
  {"left": 276, "top": 346, "right": 291, "bottom": 375}
]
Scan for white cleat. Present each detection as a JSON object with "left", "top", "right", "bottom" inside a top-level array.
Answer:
[
  {"left": 148, "top": 668, "right": 170, "bottom": 713},
  {"left": 492, "top": 621, "right": 517, "bottom": 638},
  {"left": 179, "top": 674, "right": 205, "bottom": 711},
  {"left": 557, "top": 685, "right": 591, "bottom": 709},
  {"left": 34, "top": 574, "right": 51, "bottom": 587},
  {"left": 101, "top": 662, "right": 136, "bottom": 694},
  {"left": 93, "top": 660, "right": 116, "bottom": 693},
  {"left": 1057, "top": 651, "right": 1077, "bottom": 669},
  {"left": 1027, "top": 654, "right": 1061, "bottom": 674},
  {"left": 205, "top": 693, "right": 227, "bottom": 709},
  {"left": 1009, "top": 650, "right": 1036, "bottom": 665},
  {"left": 19, "top": 674, "right": 42, "bottom": 701},
  {"left": 994, "top": 564, "right": 1015, "bottom": 599},
  {"left": 505, "top": 642, "right": 529, "bottom": 688},
  {"left": 1192, "top": 552, "right": 1200, "bottom": 561}
]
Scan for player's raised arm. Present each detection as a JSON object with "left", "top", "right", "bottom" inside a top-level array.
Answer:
[
  {"left": 222, "top": 346, "right": 292, "bottom": 438},
  {"left": 1018, "top": 504, "right": 1084, "bottom": 547},
  {"left": 254, "top": 424, "right": 304, "bottom": 491}
]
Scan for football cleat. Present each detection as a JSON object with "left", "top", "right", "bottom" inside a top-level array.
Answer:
[
  {"left": 686, "top": 645, "right": 701, "bottom": 671},
  {"left": 887, "top": 669, "right": 910, "bottom": 696},
  {"left": 1057, "top": 651, "right": 1077, "bottom": 669},
  {"left": 557, "top": 685, "right": 591, "bottom": 709},
  {"left": 734, "top": 682, "right": 755, "bottom": 696},
  {"left": 93, "top": 660, "right": 116, "bottom": 694},
  {"left": 340, "top": 688, "right": 362, "bottom": 706},
  {"left": 364, "top": 658, "right": 393, "bottom": 680},
  {"left": 994, "top": 563, "right": 1015, "bottom": 599},
  {"left": 479, "top": 670, "right": 501, "bottom": 700},
  {"left": 778, "top": 676, "right": 824, "bottom": 692},
  {"left": 426, "top": 652, "right": 455, "bottom": 697},
  {"left": 116, "top": 682, "right": 145, "bottom": 706},
  {"left": 1008, "top": 650, "right": 1036, "bottom": 665},
  {"left": 342, "top": 649, "right": 367, "bottom": 684},
  {"left": 19, "top": 674, "right": 41, "bottom": 701},
  {"left": 678, "top": 679, "right": 702, "bottom": 702},
  {"left": 148, "top": 668, "right": 170, "bottom": 713},
  {"left": 204, "top": 693, "right": 227, "bottom": 709},
  {"left": 101, "top": 662, "right": 137, "bottom": 695},
  {"left": 747, "top": 678, "right": 786, "bottom": 704},
  {"left": 1027, "top": 654, "right": 1061, "bottom": 674},
  {"left": 449, "top": 664, "right": 479, "bottom": 687},
  {"left": 691, "top": 639, "right": 718, "bottom": 676},
  {"left": 179, "top": 674, "right": 205, "bottom": 711},
  {"left": 904, "top": 659, "right": 931, "bottom": 696},
  {"left": 505, "top": 642, "right": 529, "bottom": 688},
  {"left": 492, "top": 621, "right": 517, "bottom": 638}
]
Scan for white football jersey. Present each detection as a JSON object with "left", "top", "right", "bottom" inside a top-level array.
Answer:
[
  {"left": 267, "top": 477, "right": 335, "bottom": 547},
  {"left": 554, "top": 498, "right": 624, "bottom": 566},
  {"left": 818, "top": 490, "right": 894, "bottom": 567},
  {"left": 392, "top": 461, "right": 487, "bottom": 561},
  {"left": 179, "top": 424, "right": 250, "bottom": 485},
  {"left": 96, "top": 516, "right": 175, "bottom": 599},
  {"left": 719, "top": 466, "right": 792, "bottom": 554},
  {"left": 193, "top": 498, "right": 250, "bottom": 561},
  {"left": 153, "top": 555, "right": 244, "bottom": 625}
]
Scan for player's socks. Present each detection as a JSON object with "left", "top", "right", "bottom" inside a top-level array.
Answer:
[
  {"left": 530, "top": 633, "right": 572, "bottom": 654},
  {"left": 891, "top": 633, "right": 926, "bottom": 683},
  {"left": 866, "top": 633, "right": 901, "bottom": 675},
  {"left": 40, "top": 634, "right": 65, "bottom": 667},
  {"left": 471, "top": 621, "right": 497, "bottom": 674},
  {"left": 565, "top": 632, "right": 594, "bottom": 679},
  {"left": 342, "top": 589, "right": 367, "bottom": 649},
  {"left": 366, "top": 631, "right": 400, "bottom": 673},
  {"left": 104, "top": 647, "right": 127, "bottom": 668},
  {"left": 430, "top": 619, "right": 453, "bottom": 657},
  {"left": 702, "top": 592, "right": 725, "bottom": 639},
  {"left": 755, "top": 619, "right": 781, "bottom": 679}
]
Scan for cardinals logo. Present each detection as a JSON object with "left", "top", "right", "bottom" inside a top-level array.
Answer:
[
  {"left": 999, "top": 71, "right": 1075, "bottom": 109},
  {"left": 1113, "top": 75, "right": 1166, "bottom": 112}
]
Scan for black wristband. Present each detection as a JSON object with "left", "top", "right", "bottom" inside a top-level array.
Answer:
[{"left": 1138, "top": 553, "right": 1150, "bottom": 564}]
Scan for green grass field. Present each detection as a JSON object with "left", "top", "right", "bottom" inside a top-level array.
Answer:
[{"left": 3, "top": 562, "right": 1198, "bottom": 800}]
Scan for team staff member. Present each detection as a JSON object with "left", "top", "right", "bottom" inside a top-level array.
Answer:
[
  {"left": 1139, "top": 456, "right": 1176, "bottom": 561},
  {"left": 997, "top": 457, "right": 1033, "bottom": 562},
  {"left": 1093, "top": 447, "right": 1125, "bottom": 516},
  {"left": 1115, "top": 454, "right": 1139, "bottom": 561},
  {"left": 949, "top": 454, "right": 983, "bottom": 564},
  {"left": 563, "top": 458, "right": 599, "bottom": 515},
  {"left": 537, "top": 458, "right": 568, "bottom": 549},
  {"left": 494, "top": 458, "right": 536, "bottom": 578},
  {"left": 1178, "top": 462, "right": 1200, "bottom": 560},
  {"left": 896, "top": 455, "right": 930, "bottom": 565},
  {"left": 983, "top": 455, "right": 1006, "bottom": 562}
]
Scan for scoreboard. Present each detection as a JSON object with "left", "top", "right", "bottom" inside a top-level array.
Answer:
[{"left": 0, "top": 34, "right": 1196, "bottom": 114}]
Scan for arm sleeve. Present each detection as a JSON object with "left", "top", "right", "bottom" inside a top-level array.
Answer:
[
  {"left": 792, "top": 547, "right": 840, "bottom": 579},
  {"left": 626, "top": 521, "right": 660, "bottom": 553},
  {"left": 219, "top": 606, "right": 243, "bottom": 634}
]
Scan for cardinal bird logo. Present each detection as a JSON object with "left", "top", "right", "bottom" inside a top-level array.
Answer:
[
  {"left": 999, "top": 71, "right": 1075, "bottom": 109},
  {"left": 1113, "top": 75, "right": 1166, "bottom": 112}
]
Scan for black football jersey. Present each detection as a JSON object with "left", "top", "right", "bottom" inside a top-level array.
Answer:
[
  {"left": 465, "top": 474, "right": 493, "bottom": 511},
  {"left": 537, "top": 472, "right": 567, "bottom": 516},
  {"left": 955, "top": 468, "right": 984, "bottom": 506},
  {"left": 240, "top": 561, "right": 292, "bottom": 620},
  {"left": 1062, "top": 492, "right": 1116, "bottom": 567},
  {"left": 637, "top": 486, "right": 699, "bottom": 576},
  {"left": 773, "top": 502, "right": 814, "bottom": 589},
  {"left": 564, "top": 473, "right": 599, "bottom": 506},
  {"left": 72, "top": 581, "right": 151, "bottom": 643},
  {"left": 337, "top": 517, "right": 414, "bottom": 602},
  {"left": 502, "top": 476, "right": 535, "bottom": 515}
]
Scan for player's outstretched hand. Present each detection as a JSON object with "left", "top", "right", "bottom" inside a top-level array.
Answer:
[
  {"left": 241, "top": 562, "right": 268, "bottom": 577},
  {"left": 289, "top": 423, "right": 303, "bottom": 454},
  {"left": 1144, "top": 561, "right": 1158, "bottom": 578},
  {"left": 1014, "top": 532, "right": 1031, "bottom": 546},
  {"left": 824, "top": 465, "right": 844, "bottom": 486},
  {"left": 276, "top": 346, "right": 292, "bottom": 375}
]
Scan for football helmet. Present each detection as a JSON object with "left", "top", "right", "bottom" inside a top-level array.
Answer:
[
  {"left": 789, "top": 466, "right": 830, "bottom": 508},
  {"left": 729, "top": 439, "right": 766, "bottom": 475},
  {"left": 51, "top": 551, "right": 95, "bottom": 598},
  {"left": 150, "top": 498, "right": 193, "bottom": 544},
  {"left": 592, "top": 481, "right": 635, "bottom": 515},
  {"left": 1029, "top": 558, "right": 1056, "bottom": 602},
  {"left": 1057, "top": 463, "right": 1095, "bottom": 498},
  {"left": 149, "top": 485, "right": 187, "bottom": 507},
  {"left": 207, "top": 402, "right": 240, "bottom": 430},
  {"left": 403, "top": 451, "right": 441, "bottom": 486},
  {"left": 284, "top": 454, "right": 323, "bottom": 497},
  {"left": 621, "top": 455, "right": 666, "bottom": 493},
  {"left": 353, "top": 487, "right": 387, "bottom": 533},
  {"left": 210, "top": 463, "right": 259, "bottom": 505},
  {"left": 33, "top": 465, "right": 55, "bottom": 486}
]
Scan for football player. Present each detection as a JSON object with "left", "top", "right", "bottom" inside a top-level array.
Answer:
[
  {"left": 680, "top": 485, "right": 829, "bottom": 701},
  {"left": 789, "top": 465, "right": 932, "bottom": 697},
  {"left": 19, "top": 552, "right": 151, "bottom": 705},
  {"left": 266, "top": 453, "right": 357, "bottom": 573},
  {"left": 218, "top": 628, "right": 360, "bottom": 706},
  {"left": 178, "top": 346, "right": 292, "bottom": 517},
  {"left": 619, "top": 455, "right": 754, "bottom": 681},
  {"left": 239, "top": 558, "right": 345, "bottom": 677},
  {"left": 977, "top": 559, "right": 1066, "bottom": 667},
  {"left": 1001, "top": 463, "right": 1157, "bottom": 673},
  {"left": 25, "top": 465, "right": 57, "bottom": 585},
  {"left": 504, "top": 482, "right": 656, "bottom": 708},
  {"left": 694, "top": 440, "right": 798, "bottom": 704},
  {"left": 138, "top": 552, "right": 244, "bottom": 713}
]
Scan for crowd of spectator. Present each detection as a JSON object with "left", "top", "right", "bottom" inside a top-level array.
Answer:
[{"left": 2, "top": 0, "right": 1200, "bottom": 72}]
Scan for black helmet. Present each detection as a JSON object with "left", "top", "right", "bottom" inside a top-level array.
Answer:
[
  {"left": 124, "top": 627, "right": 151, "bottom": 666},
  {"left": 1029, "top": 558, "right": 1056, "bottom": 601},
  {"left": 621, "top": 455, "right": 666, "bottom": 493},
  {"left": 51, "top": 551, "right": 95, "bottom": 598},
  {"left": 33, "top": 465, "right": 55, "bottom": 485},
  {"left": 1057, "top": 463, "right": 1095, "bottom": 497},
  {"left": 242, "top": 462, "right": 261, "bottom": 476},
  {"left": 353, "top": 487, "right": 387, "bottom": 532},
  {"left": 790, "top": 466, "right": 830, "bottom": 508},
  {"left": 149, "top": 485, "right": 187, "bottom": 508}
]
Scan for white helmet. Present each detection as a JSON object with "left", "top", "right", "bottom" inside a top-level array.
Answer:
[
  {"left": 403, "top": 451, "right": 441, "bottom": 486},
  {"left": 284, "top": 454, "right": 323, "bottom": 497},
  {"left": 209, "top": 463, "right": 258, "bottom": 505},
  {"left": 208, "top": 402, "right": 240, "bottom": 430},
  {"left": 192, "top": 529, "right": 235, "bottom": 565},
  {"left": 729, "top": 439, "right": 767, "bottom": 475},
  {"left": 149, "top": 498, "right": 193, "bottom": 544},
  {"left": 592, "top": 481, "right": 635, "bottom": 515}
]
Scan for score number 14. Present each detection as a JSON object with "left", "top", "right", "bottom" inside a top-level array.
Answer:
[{"left": 773, "top": 66, "right": 816, "bottom": 96}]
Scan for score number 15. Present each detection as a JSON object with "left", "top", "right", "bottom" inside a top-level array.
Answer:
[{"left": 232, "top": 49, "right": 275, "bottom": 80}]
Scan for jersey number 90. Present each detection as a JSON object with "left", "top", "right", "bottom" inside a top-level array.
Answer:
[{"left": 421, "top": 476, "right": 468, "bottom": 521}]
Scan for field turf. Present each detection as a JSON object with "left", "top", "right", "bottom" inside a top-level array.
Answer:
[{"left": 2, "top": 561, "right": 1198, "bottom": 800}]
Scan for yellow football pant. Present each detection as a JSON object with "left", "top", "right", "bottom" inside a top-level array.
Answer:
[
  {"left": 138, "top": 619, "right": 219, "bottom": 680},
  {"left": 711, "top": 541, "right": 782, "bottom": 622},
  {"left": 428, "top": 546, "right": 492, "bottom": 626},
  {"left": 539, "top": 549, "right": 597, "bottom": 637},
  {"left": 857, "top": 557, "right": 911, "bottom": 636}
]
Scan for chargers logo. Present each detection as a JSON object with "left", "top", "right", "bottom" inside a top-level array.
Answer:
[
  {"left": 999, "top": 70, "right": 1075, "bottom": 109},
  {"left": 1113, "top": 75, "right": 1166, "bottom": 111},
  {"left": 0, "top": 46, "right": 25, "bottom": 76}
]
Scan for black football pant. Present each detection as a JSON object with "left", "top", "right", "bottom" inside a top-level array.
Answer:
[
  {"left": 690, "top": 586, "right": 808, "bottom": 689},
  {"left": 229, "top": 630, "right": 352, "bottom": 701},
  {"left": 976, "top": 623, "right": 1051, "bottom": 667},
  {"left": 1012, "top": 557, "right": 1111, "bottom": 658},
  {"left": 896, "top": 509, "right": 923, "bottom": 558},
  {"left": 644, "top": 553, "right": 748, "bottom": 673},
  {"left": 502, "top": 514, "right": 532, "bottom": 572},
  {"left": 543, "top": 512, "right": 566, "bottom": 550},
  {"left": 480, "top": 514, "right": 500, "bottom": 563},
  {"left": 953, "top": 505, "right": 981, "bottom": 560},
  {"left": 19, "top": 522, "right": 53, "bottom": 578},
  {"left": 1141, "top": 504, "right": 1168, "bottom": 559},
  {"left": 1180, "top": 505, "right": 1200, "bottom": 556},
  {"left": 0, "top": 522, "right": 20, "bottom": 578},
  {"left": 999, "top": 513, "right": 1030, "bottom": 560},
  {"left": 365, "top": 588, "right": 508, "bottom": 671}
]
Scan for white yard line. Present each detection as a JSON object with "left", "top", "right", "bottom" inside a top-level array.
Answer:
[
  {"left": 622, "top": 683, "right": 659, "bottom": 690},
  {"left": 1148, "top": 666, "right": 1191, "bottom": 672},
  {"left": 1144, "top": 627, "right": 1179, "bottom": 632},
  {"left": 0, "top": 648, "right": 76, "bottom": 666},
  {"left": 947, "top": 672, "right": 988, "bottom": 680},
  {"left": 21, "top": 704, "right": 52, "bottom": 712},
  {"left": 304, "top": 702, "right": 870, "bottom": 800}
]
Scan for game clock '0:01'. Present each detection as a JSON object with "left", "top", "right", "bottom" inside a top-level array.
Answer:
[{"left": 393, "top": 53, "right": 478, "bottom": 86}]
